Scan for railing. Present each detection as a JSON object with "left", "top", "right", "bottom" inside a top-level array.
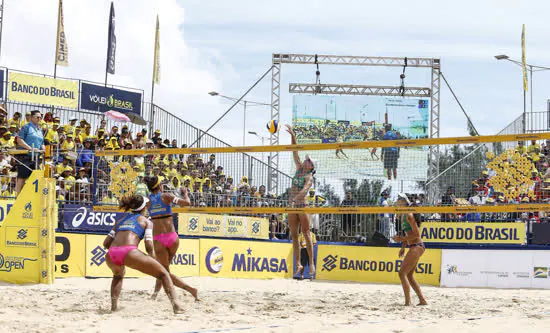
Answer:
[{"left": 425, "top": 112, "right": 536, "bottom": 204}]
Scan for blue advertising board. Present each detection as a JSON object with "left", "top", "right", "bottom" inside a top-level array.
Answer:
[
  {"left": 62, "top": 204, "right": 130, "bottom": 233},
  {"left": 80, "top": 82, "right": 142, "bottom": 115}
]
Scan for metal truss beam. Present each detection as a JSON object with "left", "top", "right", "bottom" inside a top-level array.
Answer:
[
  {"left": 268, "top": 63, "right": 281, "bottom": 193},
  {"left": 274, "top": 54, "right": 435, "bottom": 68},
  {"left": 428, "top": 60, "right": 441, "bottom": 199},
  {"left": 271, "top": 53, "right": 441, "bottom": 195},
  {"left": 289, "top": 83, "right": 431, "bottom": 97}
]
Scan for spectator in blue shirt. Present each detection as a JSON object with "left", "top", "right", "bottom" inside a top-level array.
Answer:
[
  {"left": 16, "top": 110, "right": 45, "bottom": 195},
  {"left": 382, "top": 124, "right": 400, "bottom": 180}
]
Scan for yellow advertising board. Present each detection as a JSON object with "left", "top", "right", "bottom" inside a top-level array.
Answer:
[
  {"left": 8, "top": 72, "right": 78, "bottom": 108},
  {"left": 247, "top": 216, "right": 270, "bottom": 240},
  {"left": 199, "top": 239, "right": 293, "bottom": 279},
  {"left": 85, "top": 234, "right": 199, "bottom": 278},
  {"left": 178, "top": 213, "right": 269, "bottom": 240},
  {"left": 316, "top": 245, "right": 441, "bottom": 286},
  {"left": 421, "top": 222, "right": 525, "bottom": 244},
  {"left": 0, "top": 171, "right": 55, "bottom": 284},
  {"left": 0, "top": 200, "right": 15, "bottom": 227},
  {"left": 55, "top": 233, "right": 86, "bottom": 278}
]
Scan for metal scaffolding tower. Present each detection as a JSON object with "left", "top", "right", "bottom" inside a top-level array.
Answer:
[{"left": 269, "top": 53, "right": 441, "bottom": 194}]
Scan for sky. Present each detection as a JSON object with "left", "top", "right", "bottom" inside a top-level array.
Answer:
[{"left": 1, "top": 0, "right": 550, "bottom": 147}]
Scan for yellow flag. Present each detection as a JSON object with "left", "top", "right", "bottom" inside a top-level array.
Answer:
[
  {"left": 55, "top": 0, "right": 68, "bottom": 67},
  {"left": 153, "top": 15, "right": 160, "bottom": 84},
  {"left": 522, "top": 24, "right": 528, "bottom": 91}
]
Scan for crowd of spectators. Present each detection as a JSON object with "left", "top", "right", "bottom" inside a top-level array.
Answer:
[
  {"left": 432, "top": 139, "right": 550, "bottom": 223},
  {"left": 3, "top": 107, "right": 550, "bottom": 243}
]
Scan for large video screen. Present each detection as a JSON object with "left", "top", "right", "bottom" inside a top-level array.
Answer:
[{"left": 292, "top": 95, "right": 429, "bottom": 181}]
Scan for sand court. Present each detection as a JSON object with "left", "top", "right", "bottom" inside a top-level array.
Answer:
[{"left": 1, "top": 277, "right": 549, "bottom": 333}]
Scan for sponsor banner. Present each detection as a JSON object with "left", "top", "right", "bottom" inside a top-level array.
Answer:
[
  {"left": 246, "top": 216, "right": 269, "bottom": 240},
  {"left": 441, "top": 249, "right": 550, "bottom": 289},
  {"left": 62, "top": 204, "right": 130, "bottom": 232},
  {"left": 85, "top": 234, "right": 199, "bottom": 278},
  {"left": 225, "top": 216, "right": 246, "bottom": 238},
  {"left": 200, "top": 238, "right": 293, "bottom": 279},
  {"left": 0, "top": 171, "right": 45, "bottom": 284},
  {"left": 55, "top": 233, "right": 85, "bottom": 277},
  {"left": 421, "top": 222, "right": 525, "bottom": 244},
  {"left": 80, "top": 82, "right": 142, "bottom": 115},
  {"left": 5, "top": 227, "right": 39, "bottom": 248},
  {"left": 8, "top": 72, "right": 78, "bottom": 108},
  {"left": 317, "top": 245, "right": 441, "bottom": 286},
  {"left": 179, "top": 213, "right": 269, "bottom": 240},
  {"left": 0, "top": 200, "right": 15, "bottom": 227}
]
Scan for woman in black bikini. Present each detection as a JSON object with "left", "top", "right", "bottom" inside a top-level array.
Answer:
[
  {"left": 285, "top": 125, "right": 316, "bottom": 279},
  {"left": 392, "top": 193, "right": 428, "bottom": 306}
]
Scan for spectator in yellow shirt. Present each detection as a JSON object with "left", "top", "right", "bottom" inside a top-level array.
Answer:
[
  {"left": 7, "top": 112, "right": 22, "bottom": 130},
  {"left": 0, "top": 132, "right": 14, "bottom": 148},
  {"left": 78, "top": 119, "right": 88, "bottom": 132},
  {"left": 20, "top": 112, "right": 31, "bottom": 127},
  {"left": 64, "top": 118, "right": 77, "bottom": 135},
  {"left": 62, "top": 134, "right": 75, "bottom": 151},
  {"left": 528, "top": 140, "right": 542, "bottom": 164},
  {"left": 56, "top": 157, "right": 71, "bottom": 176},
  {"left": 105, "top": 137, "right": 120, "bottom": 150},
  {"left": 45, "top": 123, "right": 60, "bottom": 145},
  {"left": 79, "top": 125, "right": 92, "bottom": 143},
  {"left": 62, "top": 167, "right": 75, "bottom": 191},
  {"left": 515, "top": 141, "right": 527, "bottom": 155}
]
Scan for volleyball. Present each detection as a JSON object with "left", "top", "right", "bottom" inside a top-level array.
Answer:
[{"left": 266, "top": 120, "right": 279, "bottom": 134}]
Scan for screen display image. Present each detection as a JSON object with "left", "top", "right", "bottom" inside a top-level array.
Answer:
[{"left": 292, "top": 95, "right": 429, "bottom": 181}]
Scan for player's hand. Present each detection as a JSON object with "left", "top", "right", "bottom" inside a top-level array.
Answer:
[
  {"left": 285, "top": 124, "right": 295, "bottom": 136},
  {"left": 392, "top": 235, "right": 403, "bottom": 243},
  {"left": 398, "top": 248, "right": 405, "bottom": 258}
]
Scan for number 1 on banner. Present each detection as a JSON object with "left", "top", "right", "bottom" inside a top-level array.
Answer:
[{"left": 32, "top": 179, "right": 38, "bottom": 193}]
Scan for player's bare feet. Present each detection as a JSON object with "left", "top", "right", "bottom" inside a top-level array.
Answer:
[
  {"left": 111, "top": 297, "right": 119, "bottom": 312},
  {"left": 294, "top": 264, "right": 304, "bottom": 276},
  {"left": 418, "top": 300, "right": 428, "bottom": 306},
  {"left": 173, "top": 303, "right": 185, "bottom": 314},
  {"left": 189, "top": 287, "right": 199, "bottom": 302}
]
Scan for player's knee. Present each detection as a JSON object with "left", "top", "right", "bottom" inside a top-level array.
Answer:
[{"left": 398, "top": 269, "right": 408, "bottom": 279}]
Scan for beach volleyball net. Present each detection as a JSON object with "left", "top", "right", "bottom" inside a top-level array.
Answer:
[{"left": 92, "top": 132, "right": 550, "bottom": 218}]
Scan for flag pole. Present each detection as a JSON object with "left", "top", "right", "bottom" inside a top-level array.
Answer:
[
  {"left": 149, "top": 15, "right": 160, "bottom": 134},
  {"left": 53, "top": 0, "right": 62, "bottom": 78}
]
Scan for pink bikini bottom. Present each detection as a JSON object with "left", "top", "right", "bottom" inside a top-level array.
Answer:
[
  {"left": 108, "top": 245, "right": 138, "bottom": 266},
  {"left": 153, "top": 232, "right": 179, "bottom": 248}
]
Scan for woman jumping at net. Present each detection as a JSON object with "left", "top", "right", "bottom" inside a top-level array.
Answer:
[
  {"left": 103, "top": 194, "right": 185, "bottom": 314},
  {"left": 144, "top": 176, "right": 199, "bottom": 301},
  {"left": 392, "top": 193, "right": 428, "bottom": 306},
  {"left": 285, "top": 124, "right": 316, "bottom": 279}
]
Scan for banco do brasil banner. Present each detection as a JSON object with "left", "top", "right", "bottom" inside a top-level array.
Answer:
[
  {"left": 421, "top": 222, "right": 525, "bottom": 244},
  {"left": 80, "top": 82, "right": 142, "bottom": 115},
  {"left": 317, "top": 245, "right": 441, "bottom": 286},
  {"left": 8, "top": 72, "right": 78, "bottom": 108}
]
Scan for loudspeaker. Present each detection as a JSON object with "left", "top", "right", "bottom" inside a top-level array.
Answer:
[{"left": 370, "top": 231, "right": 390, "bottom": 247}]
